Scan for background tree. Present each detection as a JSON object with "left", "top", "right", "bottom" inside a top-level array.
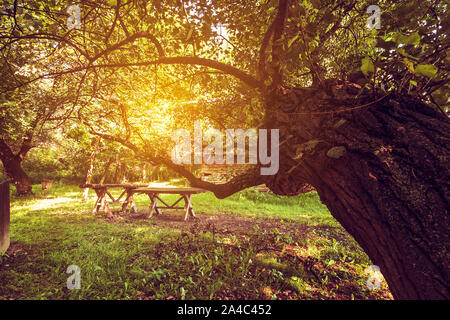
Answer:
[{"left": 0, "top": 1, "right": 84, "bottom": 194}]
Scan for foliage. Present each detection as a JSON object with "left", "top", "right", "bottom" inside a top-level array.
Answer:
[{"left": 0, "top": 0, "right": 448, "bottom": 182}]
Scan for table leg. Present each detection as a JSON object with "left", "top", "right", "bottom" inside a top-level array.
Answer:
[
  {"left": 121, "top": 191, "right": 136, "bottom": 215},
  {"left": 147, "top": 193, "right": 157, "bottom": 218},
  {"left": 155, "top": 194, "right": 162, "bottom": 215},
  {"left": 129, "top": 196, "right": 137, "bottom": 215},
  {"left": 189, "top": 199, "right": 196, "bottom": 218},
  {"left": 183, "top": 194, "right": 194, "bottom": 221},
  {"left": 92, "top": 189, "right": 105, "bottom": 215},
  {"left": 102, "top": 195, "right": 113, "bottom": 218},
  {"left": 92, "top": 196, "right": 101, "bottom": 215},
  {"left": 92, "top": 188, "right": 113, "bottom": 218}
]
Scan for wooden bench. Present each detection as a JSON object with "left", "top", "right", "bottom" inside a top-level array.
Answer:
[
  {"left": 131, "top": 187, "right": 207, "bottom": 220},
  {"left": 80, "top": 184, "right": 207, "bottom": 220},
  {"left": 80, "top": 184, "right": 149, "bottom": 218}
]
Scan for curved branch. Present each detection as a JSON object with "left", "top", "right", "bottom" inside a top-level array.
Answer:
[
  {"left": 177, "top": 164, "right": 266, "bottom": 199},
  {"left": 84, "top": 126, "right": 267, "bottom": 198},
  {"left": 153, "top": 57, "right": 261, "bottom": 88},
  {"left": 89, "top": 31, "right": 165, "bottom": 63},
  {"left": 8, "top": 56, "right": 262, "bottom": 92}
]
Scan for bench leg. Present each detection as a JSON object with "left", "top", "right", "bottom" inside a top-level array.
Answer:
[
  {"left": 92, "top": 188, "right": 113, "bottom": 218},
  {"left": 121, "top": 192, "right": 136, "bottom": 215},
  {"left": 92, "top": 189, "right": 105, "bottom": 215},
  {"left": 102, "top": 195, "right": 113, "bottom": 218},
  {"left": 155, "top": 198, "right": 162, "bottom": 215},
  {"left": 183, "top": 194, "right": 194, "bottom": 221},
  {"left": 92, "top": 196, "right": 101, "bottom": 215},
  {"left": 147, "top": 193, "right": 158, "bottom": 218},
  {"left": 129, "top": 197, "right": 137, "bottom": 215}
]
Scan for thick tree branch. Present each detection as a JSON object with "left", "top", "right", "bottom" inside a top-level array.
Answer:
[
  {"left": 8, "top": 56, "right": 262, "bottom": 92},
  {"left": 89, "top": 31, "right": 166, "bottom": 63},
  {"left": 84, "top": 126, "right": 267, "bottom": 198},
  {"left": 98, "top": 57, "right": 261, "bottom": 89}
]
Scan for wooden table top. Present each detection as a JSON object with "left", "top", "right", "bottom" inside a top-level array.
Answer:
[
  {"left": 80, "top": 184, "right": 151, "bottom": 189},
  {"left": 133, "top": 187, "right": 207, "bottom": 194},
  {"left": 80, "top": 184, "right": 207, "bottom": 194}
]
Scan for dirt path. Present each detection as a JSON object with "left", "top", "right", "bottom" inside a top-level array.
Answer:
[
  {"left": 126, "top": 211, "right": 314, "bottom": 239},
  {"left": 129, "top": 212, "right": 310, "bottom": 235}
]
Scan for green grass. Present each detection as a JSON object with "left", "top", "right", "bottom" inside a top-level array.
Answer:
[
  {"left": 0, "top": 183, "right": 392, "bottom": 300},
  {"left": 191, "top": 190, "right": 336, "bottom": 225}
]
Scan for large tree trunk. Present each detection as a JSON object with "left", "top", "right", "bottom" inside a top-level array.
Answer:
[
  {"left": 264, "top": 85, "right": 449, "bottom": 299},
  {"left": 155, "top": 83, "right": 448, "bottom": 299},
  {"left": 0, "top": 139, "right": 33, "bottom": 196}
]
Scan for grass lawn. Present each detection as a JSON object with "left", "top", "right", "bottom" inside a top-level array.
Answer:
[{"left": 0, "top": 182, "right": 392, "bottom": 300}]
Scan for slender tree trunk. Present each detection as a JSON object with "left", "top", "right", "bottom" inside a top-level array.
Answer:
[
  {"left": 264, "top": 86, "right": 449, "bottom": 299},
  {"left": 99, "top": 157, "right": 114, "bottom": 184},
  {"left": 83, "top": 137, "right": 101, "bottom": 200},
  {"left": 142, "top": 163, "right": 147, "bottom": 182},
  {"left": 114, "top": 153, "right": 121, "bottom": 184},
  {"left": 120, "top": 162, "right": 127, "bottom": 183},
  {"left": 0, "top": 139, "right": 33, "bottom": 196}
]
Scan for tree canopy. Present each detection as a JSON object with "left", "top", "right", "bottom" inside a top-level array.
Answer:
[{"left": 1, "top": 1, "right": 447, "bottom": 171}]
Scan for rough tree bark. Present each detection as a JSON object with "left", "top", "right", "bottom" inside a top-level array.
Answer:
[
  {"left": 0, "top": 138, "right": 33, "bottom": 196},
  {"left": 178, "top": 84, "right": 448, "bottom": 300},
  {"left": 261, "top": 84, "right": 449, "bottom": 300}
]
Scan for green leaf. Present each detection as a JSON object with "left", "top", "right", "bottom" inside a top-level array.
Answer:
[
  {"left": 415, "top": 64, "right": 438, "bottom": 78},
  {"left": 326, "top": 146, "right": 346, "bottom": 159},
  {"left": 361, "top": 58, "right": 375, "bottom": 76},
  {"left": 302, "top": 139, "right": 322, "bottom": 151},
  {"left": 431, "top": 88, "right": 450, "bottom": 106},
  {"left": 376, "top": 37, "right": 396, "bottom": 50},
  {"left": 394, "top": 31, "right": 420, "bottom": 45},
  {"left": 397, "top": 48, "right": 419, "bottom": 61},
  {"left": 403, "top": 58, "right": 414, "bottom": 73}
]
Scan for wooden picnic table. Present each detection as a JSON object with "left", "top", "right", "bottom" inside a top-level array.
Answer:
[{"left": 80, "top": 184, "right": 207, "bottom": 220}]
